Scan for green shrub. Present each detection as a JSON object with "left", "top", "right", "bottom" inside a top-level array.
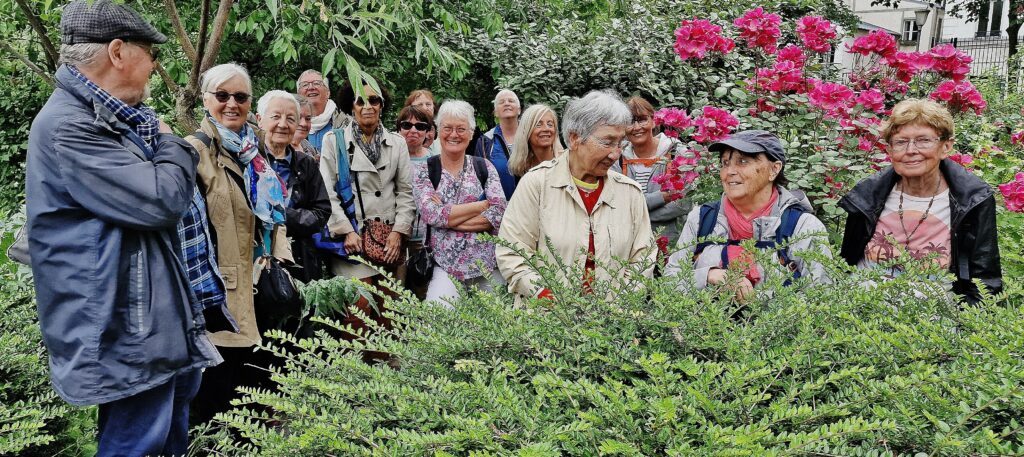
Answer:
[{"left": 206, "top": 242, "right": 1024, "bottom": 456}]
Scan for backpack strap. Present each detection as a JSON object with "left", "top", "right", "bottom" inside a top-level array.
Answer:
[
  {"left": 427, "top": 155, "right": 442, "bottom": 189},
  {"left": 693, "top": 202, "right": 721, "bottom": 259},
  {"left": 191, "top": 131, "right": 213, "bottom": 148},
  {"left": 774, "top": 206, "right": 806, "bottom": 282},
  {"left": 471, "top": 156, "right": 490, "bottom": 188}
]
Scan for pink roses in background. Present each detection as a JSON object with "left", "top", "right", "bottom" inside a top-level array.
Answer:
[
  {"left": 652, "top": 152, "right": 703, "bottom": 201},
  {"left": 692, "top": 106, "right": 739, "bottom": 143},
  {"left": 999, "top": 172, "right": 1024, "bottom": 212},
  {"left": 674, "top": 19, "right": 734, "bottom": 60},
  {"left": 929, "top": 80, "right": 986, "bottom": 114},
  {"left": 733, "top": 7, "right": 782, "bottom": 53},
  {"left": 846, "top": 30, "right": 898, "bottom": 59},
  {"left": 795, "top": 16, "right": 837, "bottom": 53},
  {"left": 929, "top": 44, "right": 973, "bottom": 81},
  {"left": 808, "top": 81, "right": 854, "bottom": 115}
]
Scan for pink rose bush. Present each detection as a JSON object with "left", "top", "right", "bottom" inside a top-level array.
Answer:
[
  {"left": 693, "top": 106, "right": 739, "bottom": 143},
  {"left": 733, "top": 7, "right": 782, "bottom": 54},
  {"left": 846, "top": 30, "right": 898, "bottom": 59},
  {"left": 808, "top": 81, "right": 855, "bottom": 116},
  {"left": 652, "top": 107, "right": 693, "bottom": 138},
  {"left": 651, "top": 151, "right": 703, "bottom": 201},
  {"left": 948, "top": 153, "right": 974, "bottom": 169},
  {"left": 674, "top": 19, "right": 734, "bottom": 60},
  {"left": 796, "top": 16, "right": 837, "bottom": 53},
  {"left": 999, "top": 172, "right": 1024, "bottom": 212},
  {"left": 929, "top": 80, "right": 986, "bottom": 114},
  {"left": 929, "top": 44, "right": 973, "bottom": 81}
]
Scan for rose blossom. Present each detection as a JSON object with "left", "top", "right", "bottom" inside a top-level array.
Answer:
[
  {"left": 808, "top": 80, "right": 855, "bottom": 115},
  {"left": 998, "top": 172, "right": 1024, "bottom": 212},
  {"left": 929, "top": 80, "right": 986, "bottom": 114},
  {"left": 796, "top": 16, "right": 838, "bottom": 53},
  {"left": 855, "top": 88, "right": 885, "bottom": 113},
  {"left": 674, "top": 19, "right": 735, "bottom": 60},
  {"left": 1011, "top": 130, "right": 1024, "bottom": 146},
  {"left": 846, "top": 30, "right": 898, "bottom": 59},
  {"left": 692, "top": 106, "right": 739, "bottom": 143},
  {"left": 734, "top": 7, "right": 782, "bottom": 54},
  {"left": 929, "top": 44, "right": 973, "bottom": 81}
]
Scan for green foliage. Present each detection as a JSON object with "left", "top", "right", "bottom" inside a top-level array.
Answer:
[
  {"left": 0, "top": 64, "right": 50, "bottom": 213},
  {"left": 0, "top": 213, "right": 95, "bottom": 456},
  {"left": 206, "top": 243, "right": 1024, "bottom": 455}
]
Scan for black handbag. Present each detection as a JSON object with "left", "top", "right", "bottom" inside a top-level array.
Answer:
[
  {"left": 253, "top": 255, "right": 304, "bottom": 331},
  {"left": 408, "top": 228, "right": 434, "bottom": 281}
]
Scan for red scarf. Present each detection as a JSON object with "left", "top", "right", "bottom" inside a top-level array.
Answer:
[
  {"left": 721, "top": 188, "right": 778, "bottom": 285},
  {"left": 578, "top": 179, "right": 604, "bottom": 295}
]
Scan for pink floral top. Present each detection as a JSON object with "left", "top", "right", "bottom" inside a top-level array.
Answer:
[{"left": 413, "top": 157, "right": 507, "bottom": 280}]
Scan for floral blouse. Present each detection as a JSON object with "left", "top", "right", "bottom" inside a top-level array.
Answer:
[{"left": 413, "top": 157, "right": 507, "bottom": 280}]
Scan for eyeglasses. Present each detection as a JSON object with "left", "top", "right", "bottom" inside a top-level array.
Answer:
[
  {"left": 399, "top": 121, "right": 430, "bottom": 131},
  {"left": 440, "top": 125, "right": 470, "bottom": 136},
  {"left": 631, "top": 115, "right": 651, "bottom": 126},
  {"left": 298, "top": 80, "right": 326, "bottom": 89},
  {"left": 356, "top": 95, "right": 384, "bottom": 107},
  {"left": 889, "top": 137, "right": 941, "bottom": 152},
  {"left": 207, "top": 91, "right": 251, "bottom": 104},
  {"left": 126, "top": 41, "right": 160, "bottom": 61}
]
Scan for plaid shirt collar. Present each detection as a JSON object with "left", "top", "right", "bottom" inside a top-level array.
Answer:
[{"left": 67, "top": 65, "right": 160, "bottom": 149}]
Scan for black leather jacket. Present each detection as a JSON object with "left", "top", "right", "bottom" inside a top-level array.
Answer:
[{"left": 839, "top": 159, "right": 1002, "bottom": 304}]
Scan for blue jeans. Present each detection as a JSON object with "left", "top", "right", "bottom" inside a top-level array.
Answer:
[{"left": 96, "top": 369, "right": 202, "bottom": 457}]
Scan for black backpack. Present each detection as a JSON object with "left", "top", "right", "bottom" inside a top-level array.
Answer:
[{"left": 426, "top": 155, "right": 490, "bottom": 190}]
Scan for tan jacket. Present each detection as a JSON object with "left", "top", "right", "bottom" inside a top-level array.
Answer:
[
  {"left": 496, "top": 155, "right": 656, "bottom": 305},
  {"left": 187, "top": 118, "right": 292, "bottom": 348}
]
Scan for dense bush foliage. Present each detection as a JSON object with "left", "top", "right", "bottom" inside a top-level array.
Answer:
[{"left": 203, "top": 244, "right": 1024, "bottom": 455}]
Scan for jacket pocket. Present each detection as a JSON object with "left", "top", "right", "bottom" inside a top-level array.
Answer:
[
  {"left": 220, "top": 265, "right": 238, "bottom": 290},
  {"left": 126, "top": 249, "right": 149, "bottom": 335}
]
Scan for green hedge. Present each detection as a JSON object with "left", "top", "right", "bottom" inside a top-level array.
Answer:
[{"left": 203, "top": 245, "right": 1024, "bottom": 456}]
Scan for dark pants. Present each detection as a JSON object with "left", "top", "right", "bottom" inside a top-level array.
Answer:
[
  {"left": 190, "top": 346, "right": 274, "bottom": 427},
  {"left": 96, "top": 369, "right": 202, "bottom": 457}
]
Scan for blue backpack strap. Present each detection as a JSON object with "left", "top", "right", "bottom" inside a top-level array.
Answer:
[
  {"left": 693, "top": 202, "right": 720, "bottom": 259},
  {"left": 775, "top": 206, "right": 806, "bottom": 282}
]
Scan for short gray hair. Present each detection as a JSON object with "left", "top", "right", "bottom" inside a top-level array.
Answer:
[
  {"left": 296, "top": 69, "right": 328, "bottom": 91},
  {"left": 561, "top": 90, "right": 631, "bottom": 146},
  {"left": 435, "top": 100, "right": 476, "bottom": 132},
  {"left": 58, "top": 43, "right": 108, "bottom": 67},
  {"left": 200, "top": 63, "right": 252, "bottom": 94},
  {"left": 293, "top": 94, "right": 312, "bottom": 110},
  {"left": 492, "top": 89, "right": 520, "bottom": 107},
  {"left": 257, "top": 90, "right": 301, "bottom": 117}
]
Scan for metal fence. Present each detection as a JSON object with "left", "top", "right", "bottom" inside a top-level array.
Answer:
[{"left": 934, "top": 36, "right": 1013, "bottom": 77}]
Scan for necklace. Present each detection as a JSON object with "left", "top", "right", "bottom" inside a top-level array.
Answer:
[{"left": 897, "top": 176, "right": 943, "bottom": 245}]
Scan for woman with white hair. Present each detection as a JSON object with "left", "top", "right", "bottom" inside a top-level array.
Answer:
[
  {"left": 474, "top": 89, "right": 521, "bottom": 200},
  {"left": 187, "top": 63, "right": 293, "bottom": 424},
  {"left": 413, "top": 100, "right": 508, "bottom": 303},
  {"left": 256, "top": 91, "right": 331, "bottom": 284},
  {"left": 508, "top": 104, "right": 564, "bottom": 179},
  {"left": 497, "top": 90, "right": 655, "bottom": 305}
]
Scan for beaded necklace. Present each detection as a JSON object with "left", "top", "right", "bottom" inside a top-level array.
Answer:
[{"left": 897, "top": 176, "right": 943, "bottom": 245}]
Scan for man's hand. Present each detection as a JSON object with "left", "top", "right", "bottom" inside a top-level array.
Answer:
[
  {"left": 344, "top": 231, "right": 362, "bottom": 253},
  {"left": 383, "top": 231, "right": 403, "bottom": 264}
]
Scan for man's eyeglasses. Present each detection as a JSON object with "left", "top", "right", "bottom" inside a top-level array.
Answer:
[
  {"left": 207, "top": 91, "right": 251, "bottom": 104},
  {"left": 126, "top": 41, "right": 160, "bottom": 61},
  {"left": 356, "top": 95, "right": 384, "bottom": 107},
  {"left": 298, "top": 81, "right": 326, "bottom": 89},
  {"left": 399, "top": 121, "right": 430, "bottom": 132},
  {"left": 889, "top": 137, "right": 941, "bottom": 152}
]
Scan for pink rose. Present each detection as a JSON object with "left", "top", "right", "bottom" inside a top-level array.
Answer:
[
  {"left": 796, "top": 16, "right": 837, "bottom": 53},
  {"left": 674, "top": 19, "right": 735, "bottom": 60},
  {"left": 734, "top": 7, "right": 782, "bottom": 54}
]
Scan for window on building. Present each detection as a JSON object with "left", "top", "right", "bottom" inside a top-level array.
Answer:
[
  {"left": 903, "top": 19, "right": 920, "bottom": 42},
  {"left": 976, "top": 0, "right": 1004, "bottom": 37}
]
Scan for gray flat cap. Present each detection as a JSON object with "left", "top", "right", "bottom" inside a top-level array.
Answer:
[
  {"left": 708, "top": 130, "right": 786, "bottom": 164},
  {"left": 61, "top": 0, "right": 167, "bottom": 45}
]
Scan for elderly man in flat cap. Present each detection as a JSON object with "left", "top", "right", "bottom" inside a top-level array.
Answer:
[{"left": 26, "top": 0, "right": 224, "bottom": 454}]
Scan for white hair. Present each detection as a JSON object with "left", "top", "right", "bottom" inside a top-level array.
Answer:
[
  {"left": 492, "top": 89, "right": 520, "bottom": 107},
  {"left": 561, "top": 90, "right": 631, "bottom": 145},
  {"left": 257, "top": 90, "right": 301, "bottom": 116},
  {"left": 58, "top": 43, "right": 108, "bottom": 67},
  {"left": 200, "top": 63, "right": 252, "bottom": 94},
  {"left": 435, "top": 100, "right": 476, "bottom": 132},
  {"left": 296, "top": 69, "right": 329, "bottom": 91}
]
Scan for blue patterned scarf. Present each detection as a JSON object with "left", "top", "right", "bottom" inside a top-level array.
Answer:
[
  {"left": 207, "top": 114, "right": 288, "bottom": 229},
  {"left": 68, "top": 65, "right": 161, "bottom": 150}
]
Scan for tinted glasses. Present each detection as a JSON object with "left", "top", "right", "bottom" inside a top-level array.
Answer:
[
  {"left": 126, "top": 41, "right": 160, "bottom": 61},
  {"left": 207, "top": 91, "right": 251, "bottom": 104},
  {"left": 355, "top": 95, "right": 384, "bottom": 107},
  {"left": 399, "top": 121, "right": 430, "bottom": 132}
]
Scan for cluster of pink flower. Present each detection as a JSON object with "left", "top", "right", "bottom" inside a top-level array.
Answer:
[
  {"left": 998, "top": 172, "right": 1024, "bottom": 212},
  {"left": 651, "top": 151, "right": 703, "bottom": 201},
  {"left": 1011, "top": 130, "right": 1024, "bottom": 146},
  {"left": 947, "top": 153, "right": 974, "bottom": 170},
  {"left": 749, "top": 45, "right": 807, "bottom": 94},
  {"left": 733, "top": 7, "right": 782, "bottom": 54},
  {"left": 693, "top": 106, "right": 739, "bottom": 143},
  {"left": 846, "top": 30, "right": 898, "bottom": 59},
  {"left": 929, "top": 80, "right": 986, "bottom": 114},
  {"left": 652, "top": 107, "right": 693, "bottom": 138},
  {"left": 795, "top": 16, "right": 837, "bottom": 53},
  {"left": 838, "top": 117, "right": 885, "bottom": 154},
  {"left": 929, "top": 44, "right": 973, "bottom": 81},
  {"left": 674, "top": 19, "right": 734, "bottom": 60},
  {"left": 807, "top": 80, "right": 855, "bottom": 115}
]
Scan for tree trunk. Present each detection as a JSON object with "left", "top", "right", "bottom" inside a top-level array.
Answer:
[
  {"left": 14, "top": 0, "right": 59, "bottom": 71},
  {"left": 1009, "top": 0, "right": 1022, "bottom": 58}
]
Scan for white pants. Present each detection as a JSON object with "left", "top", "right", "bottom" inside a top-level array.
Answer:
[{"left": 425, "top": 266, "right": 505, "bottom": 308}]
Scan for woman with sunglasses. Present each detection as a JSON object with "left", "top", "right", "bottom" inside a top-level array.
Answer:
[
  {"left": 839, "top": 99, "right": 1002, "bottom": 304},
  {"left": 403, "top": 89, "right": 440, "bottom": 156},
  {"left": 395, "top": 106, "right": 436, "bottom": 299},
  {"left": 612, "top": 96, "right": 690, "bottom": 243},
  {"left": 319, "top": 79, "right": 414, "bottom": 358},
  {"left": 187, "top": 63, "right": 293, "bottom": 424}
]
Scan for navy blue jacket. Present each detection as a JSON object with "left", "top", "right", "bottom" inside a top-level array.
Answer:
[{"left": 26, "top": 65, "right": 221, "bottom": 406}]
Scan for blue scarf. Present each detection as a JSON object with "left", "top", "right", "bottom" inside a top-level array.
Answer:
[
  {"left": 207, "top": 115, "right": 288, "bottom": 231},
  {"left": 68, "top": 65, "right": 160, "bottom": 151}
]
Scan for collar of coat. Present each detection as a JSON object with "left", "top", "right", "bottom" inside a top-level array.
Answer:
[
  {"left": 838, "top": 158, "right": 993, "bottom": 228},
  {"left": 542, "top": 154, "right": 643, "bottom": 210},
  {"left": 56, "top": 65, "right": 135, "bottom": 143},
  {"left": 199, "top": 116, "right": 269, "bottom": 178},
  {"left": 341, "top": 123, "right": 400, "bottom": 173}
]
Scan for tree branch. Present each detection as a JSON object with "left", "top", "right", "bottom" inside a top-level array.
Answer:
[
  {"left": 163, "top": 0, "right": 197, "bottom": 63},
  {"left": 199, "top": 0, "right": 234, "bottom": 74},
  {"left": 14, "top": 0, "right": 60, "bottom": 71},
  {"left": 188, "top": 0, "right": 212, "bottom": 87},
  {"left": 154, "top": 60, "right": 180, "bottom": 93},
  {"left": 0, "top": 41, "right": 55, "bottom": 86}
]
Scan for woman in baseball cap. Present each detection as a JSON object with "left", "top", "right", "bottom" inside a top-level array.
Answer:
[{"left": 664, "top": 130, "right": 832, "bottom": 303}]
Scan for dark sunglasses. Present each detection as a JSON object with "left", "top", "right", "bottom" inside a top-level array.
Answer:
[
  {"left": 207, "top": 91, "right": 251, "bottom": 104},
  {"left": 355, "top": 95, "right": 384, "bottom": 107},
  {"left": 399, "top": 121, "right": 430, "bottom": 131}
]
